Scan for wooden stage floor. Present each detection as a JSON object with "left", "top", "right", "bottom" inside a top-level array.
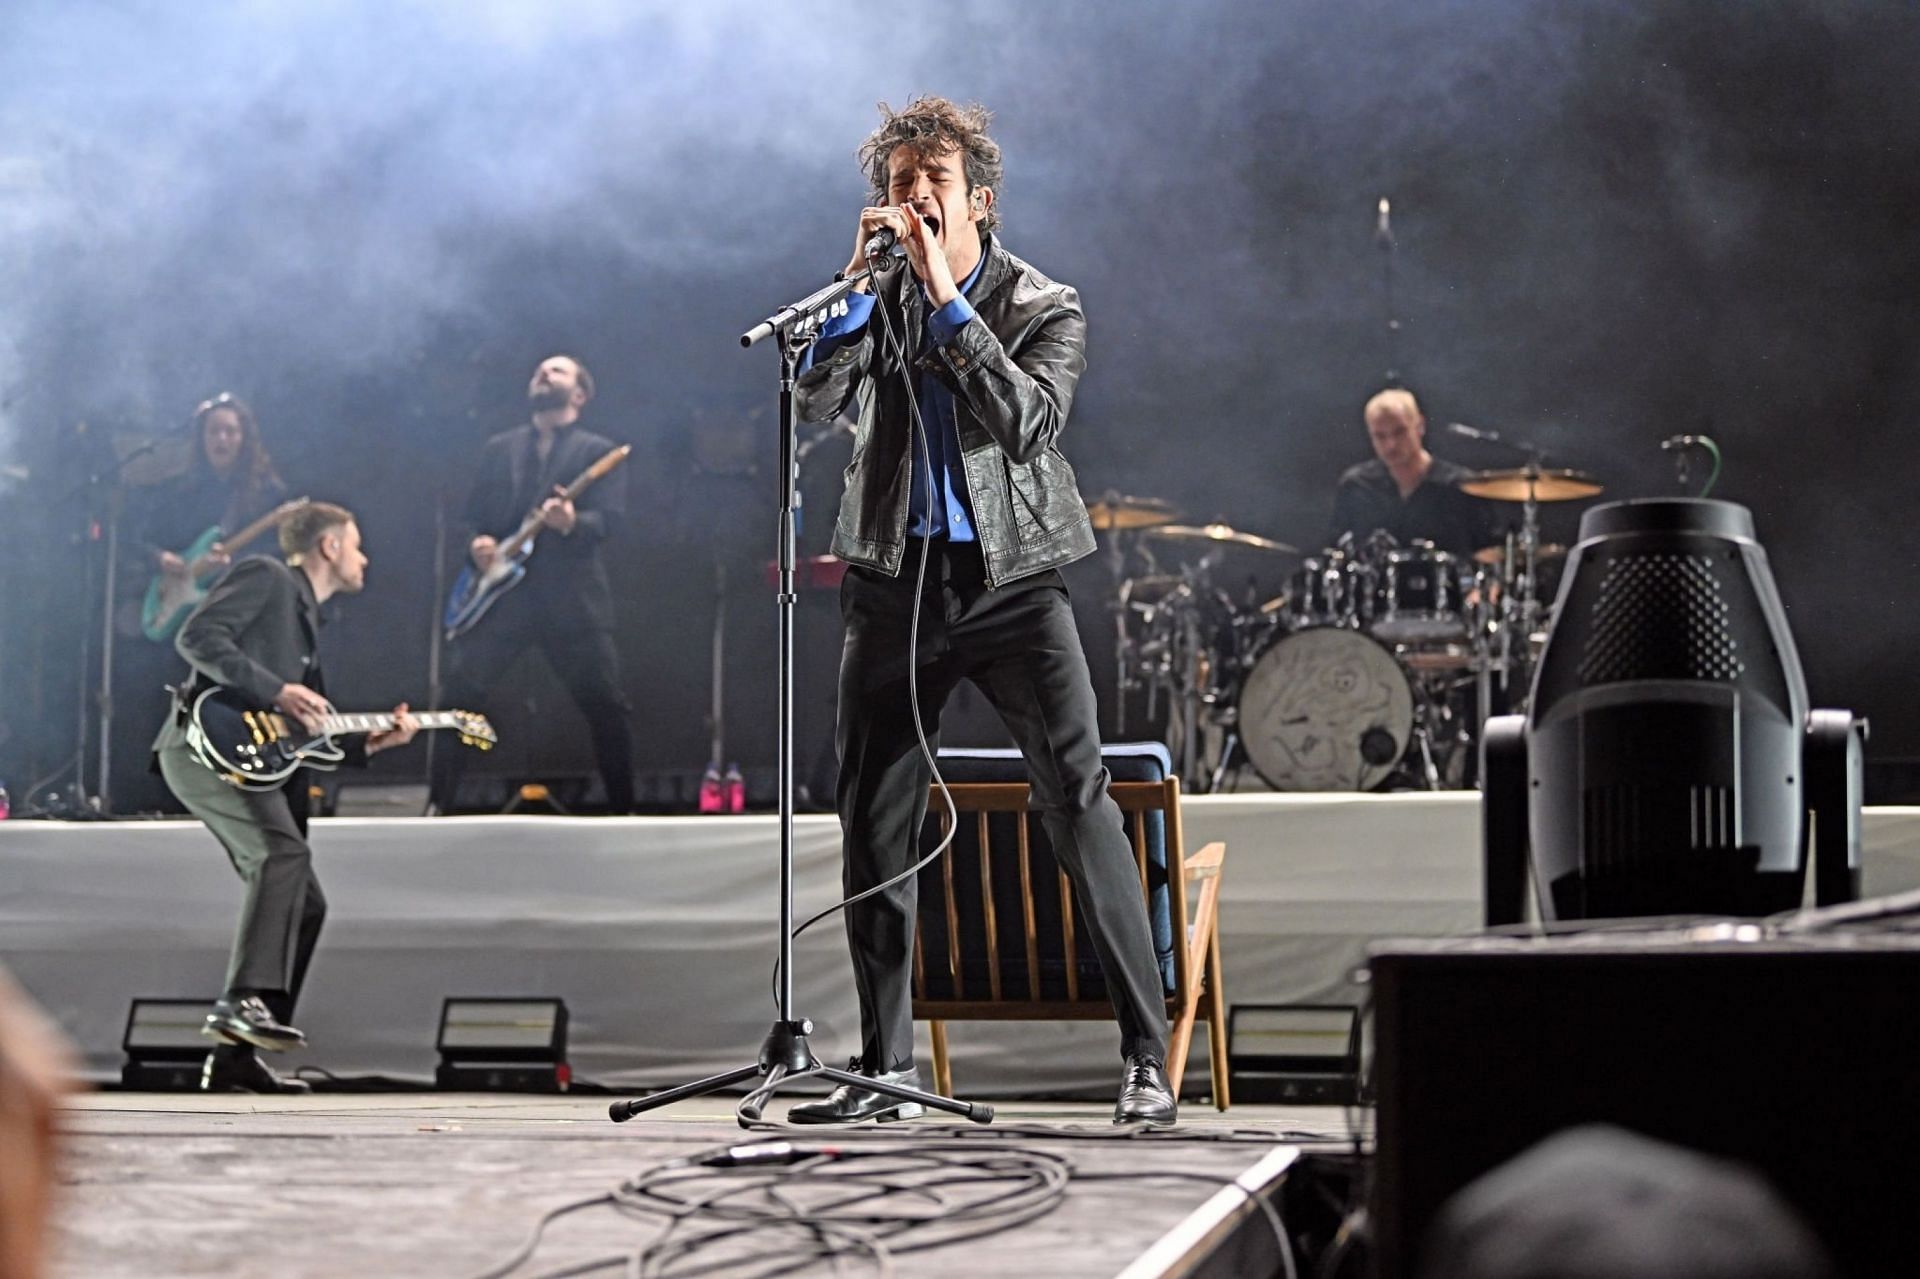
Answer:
[{"left": 53, "top": 1093, "right": 1362, "bottom": 1278}]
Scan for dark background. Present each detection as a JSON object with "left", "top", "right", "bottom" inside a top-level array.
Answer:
[{"left": 3, "top": 0, "right": 1916, "bottom": 809}]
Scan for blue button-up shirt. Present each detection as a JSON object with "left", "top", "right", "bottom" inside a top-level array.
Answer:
[{"left": 805, "top": 255, "right": 985, "bottom": 540}]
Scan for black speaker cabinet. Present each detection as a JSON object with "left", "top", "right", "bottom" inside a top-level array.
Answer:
[{"left": 1369, "top": 935, "right": 1920, "bottom": 1278}]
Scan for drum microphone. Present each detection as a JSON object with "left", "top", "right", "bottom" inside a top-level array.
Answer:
[{"left": 1447, "top": 421, "right": 1501, "bottom": 443}]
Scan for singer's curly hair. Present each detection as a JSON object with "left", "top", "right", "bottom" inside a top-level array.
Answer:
[{"left": 859, "top": 96, "right": 1003, "bottom": 233}]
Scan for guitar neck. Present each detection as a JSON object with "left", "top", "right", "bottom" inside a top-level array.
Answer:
[
  {"left": 189, "top": 498, "right": 313, "bottom": 572},
  {"left": 506, "top": 444, "right": 631, "bottom": 548},
  {"left": 317, "top": 711, "right": 468, "bottom": 736}
]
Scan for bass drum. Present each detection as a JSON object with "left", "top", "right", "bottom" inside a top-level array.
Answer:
[{"left": 1237, "top": 627, "right": 1414, "bottom": 792}]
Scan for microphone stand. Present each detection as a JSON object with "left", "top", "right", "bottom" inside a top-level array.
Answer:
[
  {"left": 1377, "top": 196, "right": 1400, "bottom": 387},
  {"left": 607, "top": 264, "right": 990, "bottom": 1128},
  {"left": 65, "top": 435, "right": 159, "bottom": 817}
]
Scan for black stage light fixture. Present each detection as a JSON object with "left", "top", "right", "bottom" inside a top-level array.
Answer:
[
  {"left": 1226, "top": 1003, "right": 1362, "bottom": 1104},
  {"left": 121, "top": 998, "right": 216, "bottom": 1090},
  {"left": 1483, "top": 499, "right": 1865, "bottom": 924},
  {"left": 435, "top": 997, "right": 571, "bottom": 1092}
]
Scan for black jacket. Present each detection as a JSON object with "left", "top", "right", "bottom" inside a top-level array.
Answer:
[
  {"left": 795, "top": 236, "right": 1096, "bottom": 587},
  {"left": 1327, "top": 456, "right": 1500, "bottom": 560},
  {"left": 152, "top": 555, "right": 360, "bottom": 766},
  {"left": 462, "top": 422, "right": 627, "bottom": 632}
]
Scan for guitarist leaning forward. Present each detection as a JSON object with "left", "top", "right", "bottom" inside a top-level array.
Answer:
[
  {"left": 153, "top": 501, "right": 421, "bottom": 1093},
  {"left": 427, "top": 354, "right": 636, "bottom": 815}
]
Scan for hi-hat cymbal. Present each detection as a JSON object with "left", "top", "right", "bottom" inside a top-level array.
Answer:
[
  {"left": 1085, "top": 493, "right": 1180, "bottom": 530},
  {"left": 1459, "top": 468, "right": 1604, "bottom": 502},
  {"left": 1473, "top": 542, "right": 1568, "bottom": 566},
  {"left": 1148, "top": 523, "right": 1300, "bottom": 555}
]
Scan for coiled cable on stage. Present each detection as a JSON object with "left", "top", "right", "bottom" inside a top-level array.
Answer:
[{"left": 464, "top": 1138, "right": 1296, "bottom": 1279}]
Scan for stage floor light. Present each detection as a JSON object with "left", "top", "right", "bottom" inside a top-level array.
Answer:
[
  {"left": 1225, "top": 1003, "right": 1361, "bottom": 1104},
  {"left": 121, "top": 998, "right": 215, "bottom": 1090},
  {"left": 435, "top": 997, "right": 571, "bottom": 1093}
]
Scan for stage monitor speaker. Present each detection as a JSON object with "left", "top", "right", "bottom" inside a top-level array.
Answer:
[{"left": 1368, "top": 934, "right": 1920, "bottom": 1279}]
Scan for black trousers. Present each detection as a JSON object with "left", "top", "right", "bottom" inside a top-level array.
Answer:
[
  {"left": 158, "top": 744, "right": 325, "bottom": 1023},
  {"left": 429, "top": 614, "right": 636, "bottom": 813},
  {"left": 835, "top": 540, "right": 1170, "bottom": 1073}
]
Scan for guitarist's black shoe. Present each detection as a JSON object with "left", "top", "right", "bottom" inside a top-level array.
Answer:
[
  {"left": 201, "top": 1046, "right": 312, "bottom": 1095},
  {"left": 201, "top": 996, "right": 306, "bottom": 1052}
]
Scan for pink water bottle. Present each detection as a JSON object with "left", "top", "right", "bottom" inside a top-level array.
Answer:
[{"left": 697, "top": 763, "right": 724, "bottom": 814}]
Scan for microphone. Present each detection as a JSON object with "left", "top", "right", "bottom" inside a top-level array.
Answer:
[
  {"left": 1447, "top": 421, "right": 1501, "bottom": 443},
  {"left": 1662, "top": 434, "right": 1704, "bottom": 487},
  {"left": 863, "top": 227, "right": 907, "bottom": 262},
  {"left": 1375, "top": 197, "right": 1394, "bottom": 247},
  {"left": 1658, "top": 435, "right": 1704, "bottom": 485}
]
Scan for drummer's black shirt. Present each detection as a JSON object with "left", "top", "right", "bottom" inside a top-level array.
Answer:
[{"left": 1327, "top": 456, "right": 1501, "bottom": 558}]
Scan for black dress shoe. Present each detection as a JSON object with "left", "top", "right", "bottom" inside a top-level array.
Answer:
[
  {"left": 201, "top": 1048, "right": 313, "bottom": 1095},
  {"left": 1113, "top": 1054, "right": 1177, "bottom": 1126},
  {"left": 202, "top": 995, "right": 306, "bottom": 1052},
  {"left": 787, "top": 1062, "right": 927, "bottom": 1124}
]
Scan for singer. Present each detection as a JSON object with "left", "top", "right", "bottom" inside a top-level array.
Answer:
[
  {"left": 789, "top": 96, "right": 1176, "bottom": 1126},
  {"left": 1327, "top": 387, "right": 1498, "bottom": 557}
]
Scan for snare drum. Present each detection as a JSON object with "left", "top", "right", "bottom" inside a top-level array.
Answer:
[{"left": 1369, "top": 544, "right": 1468, "bottom": 643}]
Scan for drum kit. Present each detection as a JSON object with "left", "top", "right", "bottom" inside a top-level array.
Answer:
[{"left": 1089, "top": 462, "right": 1604, "bottom": 793}]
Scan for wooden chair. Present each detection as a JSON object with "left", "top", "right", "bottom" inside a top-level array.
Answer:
[{"left": 910, "top": 746, "right": 1230, "bottom": 1109}]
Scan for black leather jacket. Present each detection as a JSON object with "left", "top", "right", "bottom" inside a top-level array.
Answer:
[{"left": 796, "top": 235, "right": 1096, "bottom": 587}]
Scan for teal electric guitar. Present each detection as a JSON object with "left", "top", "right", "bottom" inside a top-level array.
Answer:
[{"left": 140, "top": 497, "right": 312, "bottom": 643}]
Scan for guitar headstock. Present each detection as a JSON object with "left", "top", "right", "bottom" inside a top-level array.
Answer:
[{"left": 452, "top": 710, "right": 497, "bottom": 750}]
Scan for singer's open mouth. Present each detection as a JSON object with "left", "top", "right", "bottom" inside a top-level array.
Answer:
[{"left": 923, "top": 213, "right": 942, "bottom": 240}]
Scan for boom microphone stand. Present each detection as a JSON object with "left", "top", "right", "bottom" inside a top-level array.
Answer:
[{"left": 608, "top": 266, "right": 991, "bottom": 1129}]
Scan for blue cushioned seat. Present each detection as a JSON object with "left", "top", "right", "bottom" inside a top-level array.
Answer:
[{"left": 916, "top": 742, "right": 1178, "bottom": 999}]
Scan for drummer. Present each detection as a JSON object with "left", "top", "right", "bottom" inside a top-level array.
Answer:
[{"left": 1327, "top": 388, "right": 1498, "bottom": 558}]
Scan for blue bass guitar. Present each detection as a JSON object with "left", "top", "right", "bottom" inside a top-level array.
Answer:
[{"left": 442, "top": 443, "right": 630, "bottom": 641}]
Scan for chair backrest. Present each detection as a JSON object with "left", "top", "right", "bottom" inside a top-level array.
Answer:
[{"left": 913, "top": 744, "right": 1184, "bottom": 1010}]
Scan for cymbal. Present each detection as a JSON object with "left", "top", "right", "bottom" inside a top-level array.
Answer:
[
  {"left": 1472, "top": 542, "right": 1567, "bottom": 565},
  {"left": 1085, "top": 493, "right": 1180, "bottom": 530},
  {"left": 1148, "top": 523, "right": 1300, "bottom": 555},
  {"left": 1459, "top": 468, "right": 1603, "bottom": 502}
]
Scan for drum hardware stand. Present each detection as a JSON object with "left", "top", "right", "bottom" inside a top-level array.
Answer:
[
  {"left": 1099, "top": 508, "right": 1137, "bottom": 737},
  {"left": 607, "top": 266, "right": 992, "bottom": 1130},
  {"left": 1206, "top": 719, "right": 1243, "bottom": 794},
  {"left": 1461, "top": 433, "right": 1555, "bottom": 722}
]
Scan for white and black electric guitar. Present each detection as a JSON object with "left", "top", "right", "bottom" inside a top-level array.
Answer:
[{"left": 185, "top": 685, "right": 496, "bottom": 790}]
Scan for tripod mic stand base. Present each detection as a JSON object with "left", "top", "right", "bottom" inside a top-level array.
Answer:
[{"left": 608, "top": 1019, "right": 994, "bottom": 1129}]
